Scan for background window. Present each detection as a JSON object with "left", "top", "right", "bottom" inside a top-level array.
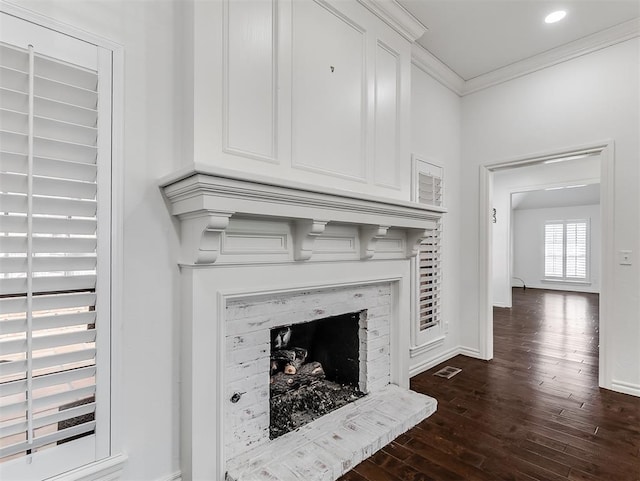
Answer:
[{"left": 544, "top": 220, "right": 588, "bottom": 281}]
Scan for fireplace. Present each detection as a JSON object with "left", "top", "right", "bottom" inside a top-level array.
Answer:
[
  {"left": 269, "top": 311, "right": 365, "bottom": 439},
  {"left": 160, "top": 168, "right": 441, "bottom": 480},
  {"left": 224, "top": 284, "right": 393, "bottom": 460}
]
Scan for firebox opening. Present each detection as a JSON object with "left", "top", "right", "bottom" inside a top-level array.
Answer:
[{"left": 269, "top": 311, "right": 366, "bottom": 439}]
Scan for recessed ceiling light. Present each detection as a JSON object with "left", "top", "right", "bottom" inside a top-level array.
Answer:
[{"left": 545, "top": 10, "right": 567, "bottom": 24}]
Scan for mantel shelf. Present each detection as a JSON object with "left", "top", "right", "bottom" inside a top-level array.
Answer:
[{"left": 161, "top": 166, "right": 445, "bottom": 265}]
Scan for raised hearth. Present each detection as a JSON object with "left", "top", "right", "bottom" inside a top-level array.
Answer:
[{"left": 226, "top": 384, "right": 437, "bottom": 481}]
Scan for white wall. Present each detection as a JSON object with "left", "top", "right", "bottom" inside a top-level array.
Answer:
[
  {"left": 409, "top": 62, "right": 463, "bottom": 373},
  {"left": 462, "top": 38, "right": 640, "bottom": 394},
  {"left": 12, "top": 1, "right": 182, "bottom": 480},
  {"left": 492, "top": 157, "right": 600, "bottom": 307},
  {"left": 513, "top": 204, "right": 601, "bottom": 293}
]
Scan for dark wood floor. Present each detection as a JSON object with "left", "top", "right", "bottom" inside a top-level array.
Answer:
[{"left": 338, "top": 288, "right": 640, "bottom": 481}]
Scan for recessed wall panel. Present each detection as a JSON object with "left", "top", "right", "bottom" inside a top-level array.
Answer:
[
  {"left": 374, "top": 42, "right": 400, "bottom": 188},
  {"left": 291, "top": 0, "right": 366, "bottom": 180},
  {"left": 226, "top": 0, "right": 276, "bottom": 161}
]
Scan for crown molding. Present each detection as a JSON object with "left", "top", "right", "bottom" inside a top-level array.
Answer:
[
  {"left": 411, "top": 43, "right": 465, "bottom": 96},
  {"left": 463, "top": 18, "right": 640, "bottom": 95},
  {"left": 411, "top": 18, "right": 640, "bottom": 97},
  {"left": 357, "top": 0, "right": 427, "bottom": 42}
]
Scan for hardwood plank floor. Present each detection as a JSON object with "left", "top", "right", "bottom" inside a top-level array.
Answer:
[{"left": 339, "top": 288, "right": 640, "bottom": 481}]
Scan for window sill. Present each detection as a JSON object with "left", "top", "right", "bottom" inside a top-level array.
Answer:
[
  {"left": 542, "top": 279, "right": 591, "bottom": 286},
  {"left": 46, "top": 454, "right": 128, "bottom": 481}
]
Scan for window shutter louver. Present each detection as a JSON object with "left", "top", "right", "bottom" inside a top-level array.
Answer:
[
  {"left": 415, "top": 160, "right": 443, "bottom": 332},
  {"left": 544, "top": 223, "right": 564, "bottom": 278},
  {"left": 0, "top": 40, "right": 100, "bottom": 462},
  {"left": 565, "top": 222, "right": 587, "bottom": 279},
  {"left": 418, "top": 223, "right": 441, "bottom": 330}
]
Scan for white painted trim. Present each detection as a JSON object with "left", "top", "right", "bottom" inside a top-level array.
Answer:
[
  {"left": 492, "top": 302, "right": 508, "bottom": 308},
  {"left": 155, "top": 473, "right": 181, "bottom": 481},
  {"left": 409, "top": 346, "right": 459, "bottom": 377},
  {"left": 410, "top": 335, "right": 445, "bottom": 358},
  {"left": 409, "top": 18, "right": 639, "bottom": 97},
  {"left": 411, "top": 44, "right": 464, "bottom": 96},
  {"left": 458, "top": 346, "right": 482, "bottom": 358},
  {"left": 45, "top": 454, "right": 128, "bottom": 481},
  {"left": 108, "top": 24, "right": 125, "bottom": 459},
  {"left": 464, "top": 18, "right": 640, "bottom": 95},
  {"left": 357, "top": 0, "right": 427, "bottom": 42},
  {"left": 611, "top": 380, "right": 640, "bottom": 398},
  {"left": 160, "top": 473, "right": 181, "bottom": 481},
  {"left": 0, "top": 0, "right": 121, "bottom": 51},
  {"left": 478, "top": 165, "right": 493, "bottom": 361},
  {"left": 162, "top": 168, "right": 443, "bottom": 265},
  {"left": 598, "top": 142, "right": 615, "bottom": 391},
  {"left": 479, "top": 140, "right": 615, "bottom": 392}
]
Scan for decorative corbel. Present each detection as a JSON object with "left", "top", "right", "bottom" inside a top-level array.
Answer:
[
  {"left": 359, "top": 225, "right": 390, "bottom": 260},
  {"left": 179, "top": 210, "right": 233, "bottom": 265},
  {"left": 406, "top": 228, "right": 430, "bottom": 258},
  {"left": 293, "top": 219, "right": 328, "bottom": 261}
]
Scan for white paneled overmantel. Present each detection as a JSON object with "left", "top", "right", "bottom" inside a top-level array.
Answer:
[
  {"left": 161, "top": 166, "right": 444, "bottom": 266},
  {"left": 185, "top": 0, "right": 423, "bottom": 202}
]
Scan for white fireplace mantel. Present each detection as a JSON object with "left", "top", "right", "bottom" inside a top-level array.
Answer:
[{"left": 160, "top": 165, "right": 445, "bottom": 265}]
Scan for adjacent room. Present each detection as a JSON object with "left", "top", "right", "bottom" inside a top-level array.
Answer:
[{"left": 0, "top": 1, "right": 638, "bottom": 480}]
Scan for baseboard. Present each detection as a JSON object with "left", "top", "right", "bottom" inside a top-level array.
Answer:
[
  {"left": 156, "top": 472, "right": 181, "bottom": 481},
  {"left": 611, "top": 380, "right": 640, "bottom": 397},
  {"left": 409, "top": 335, "right": 446, "bottom": 358},
  {"left": 409, "top": 346, "right": 460, "bottom": 377},
  {"left": 492, "top": 302, "right": 508, "bottom": 308},
  {"left": 458, "top": 346, "right": 482, "bottom": 359}
]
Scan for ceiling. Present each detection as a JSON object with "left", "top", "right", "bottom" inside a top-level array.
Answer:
[
  {"left": 512, "top": 183, "right": 600, "bottom": 210},
  {"left": 398, "top": 0, "right": 640, "bottom": 80}
]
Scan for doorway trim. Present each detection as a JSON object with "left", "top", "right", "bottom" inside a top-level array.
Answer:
[{"left": 478, "top": 140, "right": 614, "bottom": 389}]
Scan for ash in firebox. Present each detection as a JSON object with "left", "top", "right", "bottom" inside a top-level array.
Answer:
[{"left": 269, "top": 380, "right": 365, "bottom": 439}]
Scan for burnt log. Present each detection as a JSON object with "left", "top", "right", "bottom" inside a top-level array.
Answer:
[
  {"left": 270, "top": 361, "right": 325, "bottom": 395},
  {"left": 271, "top": 347, "right": 308, "bottom": 374}
]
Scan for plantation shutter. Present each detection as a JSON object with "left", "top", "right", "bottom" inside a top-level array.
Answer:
[
  {"left": 544, "top": 223, "right": 564, "bottom": 278},
  {"left": 418, "top": 222, "right": 441, "bottom": 330},
  {"left": 0, "top": 39, "right": 102, "bottom": 463},
  {"left": 415, "top": 159, "right": 443, "bottom": 331},
  {"left": 565, "top": 221, "right": 587, "bottom": 279},
  {"left": 417, "top": 171, "right": 442, "bottom": 207}
]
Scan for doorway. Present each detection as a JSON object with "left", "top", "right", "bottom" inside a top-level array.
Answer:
[{"left": 478, "top": 142, "right": 614, "bottom": 388}]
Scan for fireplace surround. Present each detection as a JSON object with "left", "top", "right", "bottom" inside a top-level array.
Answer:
[{"left": 161, "top": 166, "right": 443, "bottom": 480}]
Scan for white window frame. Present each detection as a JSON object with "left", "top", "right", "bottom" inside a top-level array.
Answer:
[
  {"left": 543, "top": 219, "right": 590, "bottom": 283},
  {"left": 410, "top": 156, "right": 444, "bottom": 353},
  {"left": 0, "top": 4, "right": 125, "bottom": 480}
]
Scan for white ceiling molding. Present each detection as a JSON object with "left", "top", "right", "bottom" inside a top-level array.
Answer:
[
  {"left": 411, "top": 43, "right": 465, "bottom": 96},
  {"left": 463, "top": 18, "right": 640, "bottom": 95},
  {"left": 358, "top": 0, "right": 427, "bottom": 42},
  {"left": 411, "top": 17, "right": 639, "bottom": 97}
]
